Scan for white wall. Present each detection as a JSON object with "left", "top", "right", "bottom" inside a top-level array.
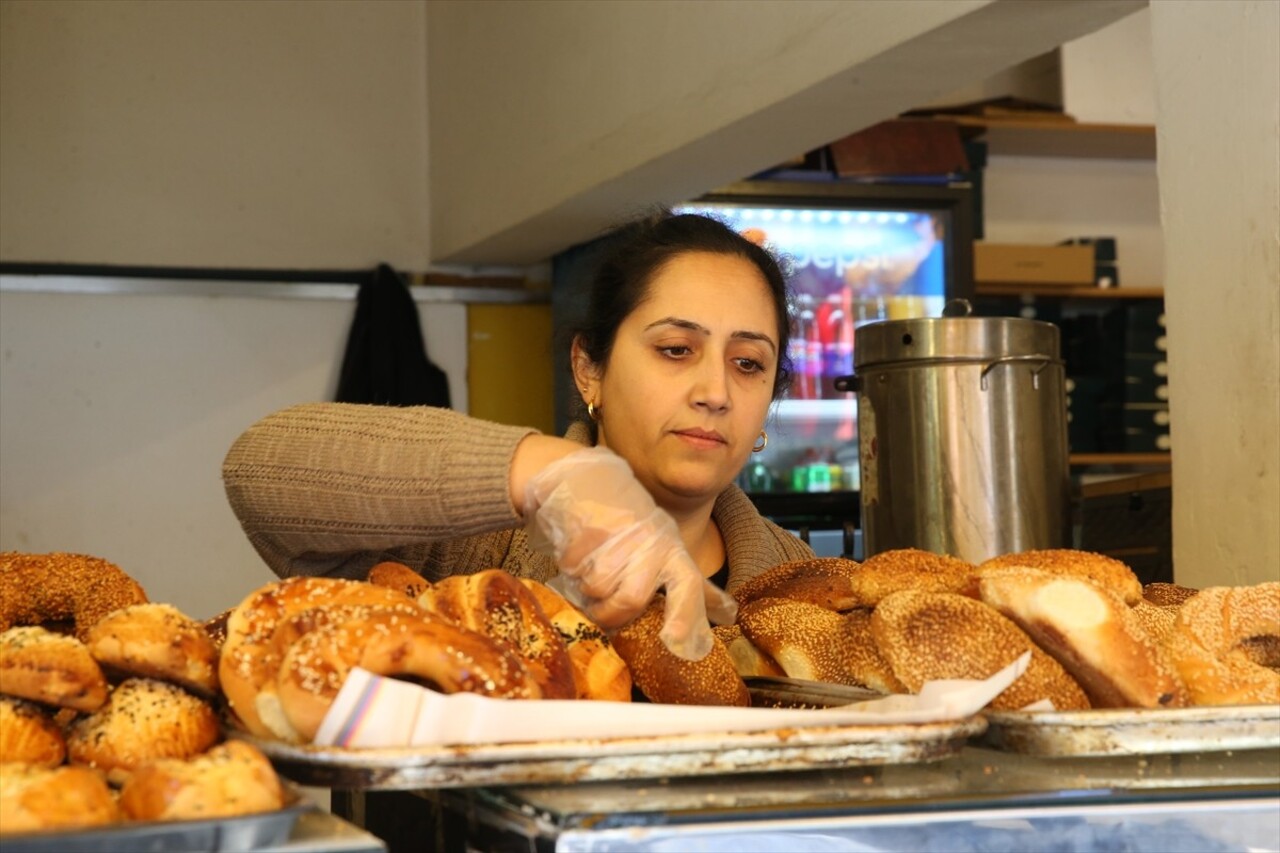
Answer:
[
  {"left": 0, "top": 285, "right": 467, "bottom": 618},
  {"left": 1151, "top": 0, "right": 1280, "bottom": 587},
  {"left": 0, "top": 0, "right": 431, "bottom": 269}
]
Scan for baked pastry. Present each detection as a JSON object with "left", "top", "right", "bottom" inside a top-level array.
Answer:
[
  {"left": 850, "top": 549, "right": 977, "bottom": 606},
  {"left": 519, "top": 579, "right": 632, "bottom": 701},
  {"left": 712, "top": 623, "right": 785, "bottom": 679},
  {"left": 275, "top": 608, "right": 540, "bottom": 742},
  {"left": 420, "top": 570, "right": 576, "bottom": 700},
  {"left": 738, "top": 598, "right": 903, "bottom": 693},
  {"left": 86, "top": 603, "right": 220, "bottom": 697},
  {"left": 0, "top": 763, "right": 118, "bottom": 835},
  {"left": 1168, "top": 581, "right": 1279, "bottom": 706},
  {"left": 66, "top": 678, "right": 220, "bottom": 784},
  {"left": 1131, "top": 599, "right": 1180, "bottom": 647},
  {"left": 120, "top": 740, "right": 284, "bottom": 822},
  {"left": 367, "top": 561, "right": 431, "bottom": 600},
  {"left": 1143, "top": 582, "right": 1200, "bottom": 607},
  {"left": 218, "top": 576, "right": 420, "bottom": 738},
  {"left": 978, "top": 567, "right": 1186, "bottom": 708},
  {"left": 978, "top": 549, "right": 1143, "bottom": 606},
  {"left": 733, "top": 558, "right": 862, "bottom": 611},
  {"left": 842, "top": 608, "right": 907, "bottom": 695},
  {"left": 0, "top": 626, "right": 109, "bottom": 712},
  {"left": 871, "top": 590, "right": 1091, "bottom": 711},
  {"left": 0, "top": 551, "right": 148, "bottom": 640},
  {"left": 611, "top": 597, "right": 749, "bottom": 706},
  {"left": 0, "top": 697, "right": 66, "bottom": 766}
]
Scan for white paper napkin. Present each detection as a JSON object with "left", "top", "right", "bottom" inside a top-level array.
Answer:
[{"left": 313, "top": 651, "right": 1031, "bottom": 748}]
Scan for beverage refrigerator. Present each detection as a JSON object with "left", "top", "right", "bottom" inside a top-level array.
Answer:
[{"left": 551, "top": 179, "right": 976, "bottom": 545}]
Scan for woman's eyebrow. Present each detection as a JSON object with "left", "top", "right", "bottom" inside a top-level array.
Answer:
[{"left": 644, "top": 316, "right": 777, "bottom": 354}]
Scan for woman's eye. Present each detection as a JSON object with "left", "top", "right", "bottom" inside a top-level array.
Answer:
[
  {"left": 658, "top": 345, "right": 692, "bottom": 358},
  {"left": 735, "top": 357, "right": 766, "bottom": 374}
]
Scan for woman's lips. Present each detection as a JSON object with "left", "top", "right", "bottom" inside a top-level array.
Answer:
[{"left": 673, "top": 428, "right": 727, "bottom": 448}]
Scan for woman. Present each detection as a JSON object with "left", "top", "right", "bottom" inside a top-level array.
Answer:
[{"left": 222, "top": 211, "right": 815, "bottom": 660}]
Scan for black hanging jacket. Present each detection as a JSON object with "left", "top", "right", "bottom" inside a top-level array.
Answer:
[{"left": 334, "top": 264, "right": 452, "bottom": 408}]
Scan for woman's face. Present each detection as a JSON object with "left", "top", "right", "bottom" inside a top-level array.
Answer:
[{"left": 576, "top": 251, "right": 780, "bottom": 512}]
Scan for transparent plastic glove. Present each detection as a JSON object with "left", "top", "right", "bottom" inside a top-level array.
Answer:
[{"left": 525, "top": 446, "right": 738, "bottom": 660}]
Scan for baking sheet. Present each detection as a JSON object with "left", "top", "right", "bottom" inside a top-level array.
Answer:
[
  {"left": 245, "top": 716, "right": 987, "bottom": 790},
  {"left": 979, "top": 704, "right": 1280, "bottom": 757},
  {"left": 0, "top": 793, "right": 308, "bottom": 853}
]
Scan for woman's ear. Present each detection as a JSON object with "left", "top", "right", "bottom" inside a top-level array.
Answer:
[{"left": 570, "top": 337, "right": 601, "bottom": 403}]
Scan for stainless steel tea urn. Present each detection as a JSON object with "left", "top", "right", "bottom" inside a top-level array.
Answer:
[{"left": 836, "top": 300, "right": 1070, "bottom": 563}]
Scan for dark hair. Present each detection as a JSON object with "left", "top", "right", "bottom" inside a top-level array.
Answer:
[{"left": 569, "top": 209, "right": 794, "bottom": 404}]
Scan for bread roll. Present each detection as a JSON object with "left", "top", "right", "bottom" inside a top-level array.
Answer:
[
  {"left": 86, "top": 603, "right": 220, "bottom": 697},
  {"left": 978, "top": 549, "right": 1142, "bottom": 606},
  {"left": 851, "top": 549, "right": 977, "bottom": 606},
  {"left": 978, "top": 567, "right": 1186, "bottom": 708},
  {"left": 611, "top": 597, "right": 749, "bottom": 706},
  {"left": 120, "top": 740, "right": 284, "bottom": 822},
  {"left": 519, "top": 579, "right": 632, "bottom": 701},
  {"left": 0, "top": 626, "right": 108, "bottom": 712},
  {"left": 0, "top": 697, "right": 66, "bottom": 767},
  {"left": 871, "top": 590, "right": 1091, "bottom": 711},
  {"left": 1168, "top": 582, "right": 1279, "bottom": 706},
  {"left": 420, "top": 570, "right": 576, "bottom": 700},
  {"left": 733, "top": 558, "right": 862, "bottom": 611},
  {"left": 712, "top": 624, "right": 785, "bottom": 679},
  {"left": 0, "top": 551, "right": 147, "bottom": 640},
  {"left": 0, "top": 763, "right": 118, "bottom": 835},
  {"left": 66, "top": 678, "right": 220, "bottom": 784}
]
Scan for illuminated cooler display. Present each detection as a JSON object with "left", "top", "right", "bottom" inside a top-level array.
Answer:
[{"left": 675, "top": 180, "right": 975, "bottom": 496}]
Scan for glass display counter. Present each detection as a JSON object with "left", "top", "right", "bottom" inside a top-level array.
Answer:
[{"left": 423, "top": 745, "right": 1279, "bottom": 852}]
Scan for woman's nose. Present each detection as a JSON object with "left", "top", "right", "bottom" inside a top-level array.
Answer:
[{"left": 693, "top": 358, "right": 731, "bottom": 412}]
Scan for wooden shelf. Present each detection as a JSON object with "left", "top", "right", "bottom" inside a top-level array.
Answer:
[
  {"left": 1070, "top": 453, "right": 1171, "bottom": 467},
  {"left": 976, "top": 284, "right": 1163, "bottom": 300},
  {"left": 951, "top": 117, "right": 1157, "bottom": 160}
]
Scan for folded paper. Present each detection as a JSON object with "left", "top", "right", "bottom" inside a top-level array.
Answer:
[{"left": 313, "top": 651, "right": 1031, "bottom": 749}]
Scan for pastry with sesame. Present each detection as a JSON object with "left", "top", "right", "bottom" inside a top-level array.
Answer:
[
  {"left": 1143, "top": 582, "right": 1200, "bottom": 607},
  {"left": 849, "top": 549, "right": 978, "bottom": 606},
  {"left": 0, "top": 763, "right": 118, "bottom": 835},
  {"left": 86, "top": 603, "right": 220, "bottom": 697},
  {"left": 218, "top": 576, "right": 422, "bottom": 738},
  {"left": 275, "top": 607, "right": 540, "bottom": 742},
  {"left": 1168, "top": 581, "right": 1279, "bottom": 706},
  {"left": 0, "top": 626, "right": 109, "bottom": 712},
  {"left": 713, "top": 623, "right": 785, "bottom": 679},
  {"left": 871, "top": 590, "right": 1091, "bottom": 711},
  {"left": 0, "top": 697, "right": 66, "bottom": 767},
  {"left": 612, "top": 597, "right": 749, "bottom": 706},
  {"left": 978, "top": 567, "right": 1186, "bottom": 708},
  {"left": 66, "top": 678, "right": 220, "bottom": 784},
  {"left": 738, "top": 598, "right": 903, "bottom": 693},
  {"left": 367, "top": 560, "right": 432, "bottom": 600},
  {"left": 420, "top": 570, "right": 576, "bottom": 700},
  {"left": 733, "top": 558, "right": 862, "bottom": 611},
  {"left": 977, "top": 549, "right": 1143, "bottom": 606},
  {"left": 520, "top": 579, "right": 632, "bottom": 701},
  {"left": 0, "top": 551, "right": 148, "bottom": 640},
  {"left": 119, "top": 739, "right": 284, "bottom": 822}
]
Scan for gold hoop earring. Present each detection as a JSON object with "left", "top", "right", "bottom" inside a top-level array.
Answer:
[
  {"left": 587, "top": 402, "right": 601, "bottom": 422},
  {"left": 752, "top": 430, "right": 768, "bottom": 453}
]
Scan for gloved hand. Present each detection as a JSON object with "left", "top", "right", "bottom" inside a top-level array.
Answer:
[{"left": 523, "top": 446, "right": 738, "bottom": 660}]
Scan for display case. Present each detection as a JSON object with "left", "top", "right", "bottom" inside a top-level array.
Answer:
[{"left": 431, "top": 745, "right": 1280, "bottom": 852}]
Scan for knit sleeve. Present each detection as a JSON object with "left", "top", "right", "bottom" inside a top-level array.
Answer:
[{"left": 222, "top": 402, "right": 538, "bottom": 578}]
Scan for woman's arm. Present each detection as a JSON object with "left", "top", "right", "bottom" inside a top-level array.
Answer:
[{"left": 222, "top": 403, "right": 579, "bottom": 577}]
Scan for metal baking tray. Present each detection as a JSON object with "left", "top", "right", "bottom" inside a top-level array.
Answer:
[
  {"left": 978, "top": 704, "right": 1280, "bottom": 757},
  {"left": 0, "top": 791, "right": 308, "bottom": 853},
  {"left": 243, "top": 716, "right": 987, "bottom": 791}
]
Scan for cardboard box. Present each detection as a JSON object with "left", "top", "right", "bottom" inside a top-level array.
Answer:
[{"left": 974, "top": 242, "right": 1095, "bottom": 285}]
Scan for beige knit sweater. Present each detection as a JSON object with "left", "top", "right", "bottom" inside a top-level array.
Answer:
[{"left": 222, "top": 403, "right": 813, "bottom": 592}]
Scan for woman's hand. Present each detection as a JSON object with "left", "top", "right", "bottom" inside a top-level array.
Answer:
[{"left": 519, "top": 445, "right": 737, "bottom": 660}]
